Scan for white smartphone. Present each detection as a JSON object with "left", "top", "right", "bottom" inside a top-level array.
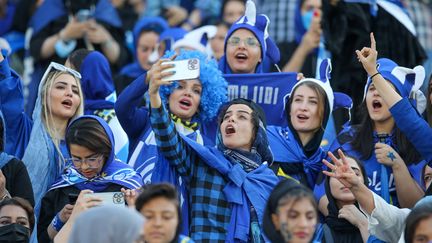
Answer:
[
  {"left": 161, "top": 58, "right": 200, "bottom": 82},
  {"left": 84, "top": 192, "right": 125, "bottom": 206}
]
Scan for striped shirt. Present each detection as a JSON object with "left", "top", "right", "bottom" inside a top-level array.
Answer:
[{"left": 150, "top": 105, "right": 230, "bottom": 242}]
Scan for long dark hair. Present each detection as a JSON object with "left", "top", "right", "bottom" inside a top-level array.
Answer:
[
  {"left": 66, "top": 118, "right": 112, "bottom": 161},
  {"left": 0, "top": 197, "right": 35, "bottom": 233},
  {"left": 351, "top": 102, "right": 422, "bottom": 165},
  {"left": 404, "top": 197, "right": 432, "bottom": 243},
  {"left": 263, "top": 179, "right": 318, "bottom": 242},
  {"left": 135, "top": 183, "right": 181, "bottom": 243}
]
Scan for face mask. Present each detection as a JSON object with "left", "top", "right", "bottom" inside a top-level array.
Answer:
[
  {"left": 55, "top": 39, "right": 77, "bottom": 58},
  {"left": 302, "top": 10, "right": 314, "bottom": 30},
  {"left": 0, "top": 223, "right": 30, "bottom": 243}
]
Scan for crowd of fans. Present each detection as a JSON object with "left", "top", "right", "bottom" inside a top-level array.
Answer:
[{"left": 0, "top": 0, "right": 431, "bottom": 242}]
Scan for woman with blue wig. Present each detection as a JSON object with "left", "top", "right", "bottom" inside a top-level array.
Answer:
[
  {"left": 37, "top": 115, "right": 142, "bottom": 242},
  {"left": 115, "top": 49, "right": 227, "bottom": 237},
  {"left": 147, "top": 48, "right": 278, "bottom": 241}
]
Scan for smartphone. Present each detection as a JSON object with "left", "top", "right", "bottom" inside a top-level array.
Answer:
[
  {"left": 68, "top": 193, "right": 79, "bottom": 205},
  {"left": 84, "top": 192, "right": 125, "bottom": 206},
  {"left": 76, "top": 9, "right": 92, "bottom": 22},
  {"left": 161, "top": 58, "right": 200, "bottom": 82}
]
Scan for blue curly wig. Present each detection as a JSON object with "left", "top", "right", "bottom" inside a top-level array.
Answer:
[{"left": 160, "top": 50, "right": 228, "bottom": 122}]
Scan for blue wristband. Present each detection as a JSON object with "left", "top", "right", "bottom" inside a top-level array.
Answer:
[{"left": 51, "top": 213, "right": 65, "bottom": 232}]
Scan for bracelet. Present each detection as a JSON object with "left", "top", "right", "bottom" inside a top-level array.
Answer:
[
  {"left": 370, "top": 72, "right": 381, "bottom": 80},
  {"left": 51, "top": 213, "right": 65, "bottom": 232}
]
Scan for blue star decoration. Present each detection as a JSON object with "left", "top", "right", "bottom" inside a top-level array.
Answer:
[{"left": 387, "top": 151, "right": 396, "bottom": 162}]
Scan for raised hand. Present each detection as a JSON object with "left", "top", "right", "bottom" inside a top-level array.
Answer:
[
  {"left": 322, "top": 149, "right": 362, "bottom": 189},
  {"left": 121, "top": 187, "right": 139, "bottom": 209},
  {"left": 355, "top": 33, "right": 378, "bottom": 75},
  {"left": 147, "top": 55, "right": 177, "bottom": 95},
  {"left": 375, "top": 143, "right": 404, "bottom": 167}
]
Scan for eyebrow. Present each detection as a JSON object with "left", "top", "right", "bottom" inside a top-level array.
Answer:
[
  {"left": 0, "top": 216, "right": 11, "bottom": 219},
  {"left": 55, "top": 81, "right": 78, "bottom": 89},
  {"left": 71, "top": 153, "right": 98, "bottom": 159}
]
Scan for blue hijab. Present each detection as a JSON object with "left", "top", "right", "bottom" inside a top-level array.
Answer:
[
  {"left": 49, "top": 115, "right": 142, "bottom": 192},
  {"left": 181, "top": 100, "right": 277, "bottom": 242},
  {"left": 30, "top": 0, "right": 121, "bottom": 36},
  {"left": 0, "top": 112, "right": 14, "bottom": 169},
  {"left": 120, "top": 17, "right": 169, "bottom": 79},
  {"left": 80, "top": 51, "right": 116, "bottom": 114}
]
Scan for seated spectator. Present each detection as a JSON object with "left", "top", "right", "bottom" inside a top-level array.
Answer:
[
  {"left": 115, "top": 50, "right": 227, "bottom": 236},
  {"left": 267, "top": 59, "right": 351, "bottom": 188},
  {"left": 115, "top": 17, "right": 169, "bottom": 95},
  {"left": 0, "top": 52, "right": 84, "bottom": 210},
  {"left": 66, "top": 49, "right": 129, "bottom": 162},
  {"left": 0, "top": 114, "right": 34, "bottom": 206},
  {"left": 263, "top": 179, "right": 318, "bottom": 243},
  {"left": 68, "top": 205, "right": 144, "bottom": 243},
  {"left": 210, "top": 21, "right": 229, "bottom": 61},
  {"left": 0, "top": 197, "right": 34, "bottom": 242},
  {"left": 37, "top": 115, "right": 142, "bottom": 242},
  {"left": 26, "top": 0, "right": 129, "bottom": 115},
  {"left": 321, "top": 151, "right": 381, "bottom": 243},
  {"left": 218, "top": 0, "right": 280, "bottom": 74},
  {"left": 135, "top": 183, "right": 194, "bottom": 243}
]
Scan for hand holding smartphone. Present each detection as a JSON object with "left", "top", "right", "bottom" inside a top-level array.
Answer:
[
  {"left": 161, "top": 58, "right": 200, "bottom": 82},
  {"left": 82, "top": 192, "right": 125, "bottom": 206}
]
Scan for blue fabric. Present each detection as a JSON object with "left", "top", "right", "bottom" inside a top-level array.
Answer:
[
  {"left": 0, "top": 110, "right": 15, "bottom": 169},
  {"left": 223, "top": 72, "right": 298, "bottom": 126},
  {"left": 119, "top": 63, "right": 147, "bottom": 79},
  {"left": 0, "top": 3, "right": 16, "bottom": 36},
  {"left": 80, "top": 51, "right": 116, "bottom": 114},
  {"left": 30, "top": 0, "right": 121, "bottom": 36},
  {"left": 0, "top": 56, "right": 32, "bottom": 159},
  {"left": 322, "top": 125, "right": 427, "bottom": 206},
  {"left": 267, "top": 125, "right": 324, "bottom": 187},
  {"left": 184, "top": 136, "right": 277, "bottom": 243},
  {"left": 219, "top": 1, "right": 280, "bottom": 74},
  {"left": 294, "top": 0, "right": 307, "bottom": 44},
  {"left": 49, "top": 115, "right": 142, "bottom": 191},
  {"left": 390, "top": 98, "right": 432, "bottom": 167}
]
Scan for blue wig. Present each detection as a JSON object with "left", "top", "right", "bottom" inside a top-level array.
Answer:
[{"left": 159, "top": 50, "right": 228, "bottom": 122}]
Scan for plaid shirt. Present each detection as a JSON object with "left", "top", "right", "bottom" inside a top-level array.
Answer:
[
  {"left": 405, "top": 0, "right": 432, "bottom": 50},
  {"left": 260, "top": 0, "right": 297, "bottom": 43},
  {"left": 150, "top": 105, "right": 230, "bottom": 243}
]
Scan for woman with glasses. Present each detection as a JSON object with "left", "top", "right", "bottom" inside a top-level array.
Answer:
[
  {"left": 0, "top": 51, "right": 84, "bottom": 213},
  {"left": 37, "top": 115, "right": 142, "bottom": 242},
  {"left": 218, "top": 0, "right": 280, "bottom": 74}
]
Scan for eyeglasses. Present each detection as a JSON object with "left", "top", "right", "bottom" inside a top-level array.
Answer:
[
  {"left": 66, "top": 154, "right": 103, "bottom": 169},
  {"left": 40, "top": 62, "right": 82, "bottom": 84},
  {"left": 227, "top": 37, "right": 261, "bottom": 48}
]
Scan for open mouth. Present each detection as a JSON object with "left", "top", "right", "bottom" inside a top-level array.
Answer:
[
  {"left": 225, "top": 125, "right": 236, "bottom": 134},
  {"left": 235, "top": 53, "right": 248, "bottom": 60},
  {"left": 179, "top": 99, "right": 191, "bottom": 107},
  {"left": 297, "top": 114, "right": 309, "bottom": 120},
  {"left": 62, "top": 99, "right": 72, "bottom": 107},
  {"left": 372, "top": 100, "right": 382, "bottom": 109}
]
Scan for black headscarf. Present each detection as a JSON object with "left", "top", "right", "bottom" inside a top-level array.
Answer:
[
  {"left": 323, "top": 170, "right": 365, "bottom": 243},
  {"left": 263, "top": 179, "right": 316, "bottom": 242}
]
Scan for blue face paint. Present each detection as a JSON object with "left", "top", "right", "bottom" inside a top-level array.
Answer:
[{"left": 302, "top": 10, "right": 314, "bottom": 30}]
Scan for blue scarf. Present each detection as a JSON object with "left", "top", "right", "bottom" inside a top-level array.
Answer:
[
  {"left": 0, "top": 111, "right": 14, "bottom": 169},
  {"left": 80, "top": 51, "right": 116, "bottom": 114},
  {"left": 119, "top": 63, "right": 147, "bottom": 80},
  {"left": 49, "top": 115, "right": 142, "bottom": 192},
  {"left": 267, "top": 126, "right": 325, "bottom": 187},
  {"left": 181, "top": 119, "right": 277, "bottom": 242}
]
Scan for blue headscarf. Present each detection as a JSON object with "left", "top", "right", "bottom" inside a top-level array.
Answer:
[
  {"left": 120, "top": 17, "right": 169, "bottom": 79},
  {"left": 0, "top": 112, "right": 14, "bottom": 169},
  {"left": 49, "top": 115, "right": 142, "bottom": 191},
  {"left": 30, "top": 0, "right": 121, "bottom": 36},
  {"left": 219, "top": 0, "right": 280, "bottom": 74},
  {"left": 183, "top": 99, "right": 277, "bottom": 242},
  {"left": 80, "top": 51, "right": 116, "bottom": 114}
]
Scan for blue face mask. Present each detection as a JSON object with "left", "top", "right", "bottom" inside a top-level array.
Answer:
[{"left": 302, "top": 10, "right": 314, "bottom": 30}]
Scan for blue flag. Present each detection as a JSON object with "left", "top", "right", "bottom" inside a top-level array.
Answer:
[{"left": 223, "top": 72, "right": 298, "bottom": 126}]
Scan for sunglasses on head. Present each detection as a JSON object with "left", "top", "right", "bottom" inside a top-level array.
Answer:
[{"left": 40, "top": 62, "right": 82, "bottom": 84}]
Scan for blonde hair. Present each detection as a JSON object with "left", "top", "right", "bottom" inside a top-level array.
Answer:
[{"left": 40, "top": 70, "right": 84, "bottom": 161}]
